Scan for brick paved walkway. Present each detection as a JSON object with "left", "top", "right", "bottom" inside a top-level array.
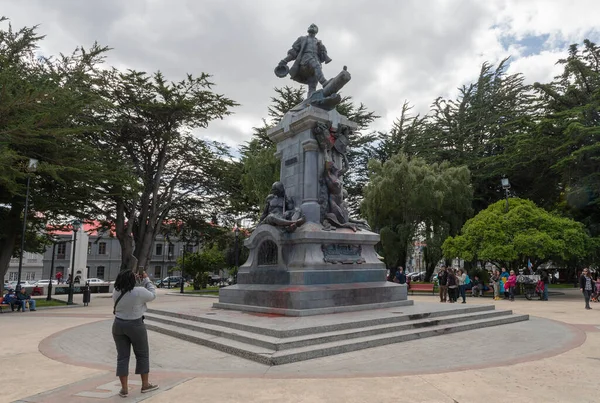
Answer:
[{"left": 2, "top": 288, "right": 599, "bottom": 403}]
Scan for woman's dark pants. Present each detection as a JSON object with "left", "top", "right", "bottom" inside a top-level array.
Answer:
[
  {"left": 112, "top": 318, "right": 150, "bottom": 377},
  {"left": 584, "top": 290, "right": 592, "bottom": 309},
  {"left": 459, "top": 285, "right": 466, "bottom": 302}
]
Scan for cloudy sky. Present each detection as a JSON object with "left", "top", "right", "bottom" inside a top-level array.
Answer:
[{"left": 3, "top": 0, "right": 600, "bottom": 148}]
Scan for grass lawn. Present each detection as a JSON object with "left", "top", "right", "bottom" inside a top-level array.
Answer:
[{"left": 34, "top": 299, "right": 68, "bottom": 307}]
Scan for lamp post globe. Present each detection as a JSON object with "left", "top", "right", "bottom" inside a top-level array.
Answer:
[{"left": 501, "top": 178, "right": 511, "bottom": 212}]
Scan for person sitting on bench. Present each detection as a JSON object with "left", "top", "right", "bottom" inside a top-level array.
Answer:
[
  {"left": 16, "top": 288, "right": 36, "bottom": 312},
  {"left": 471, "top": 275, "right": 485, "bottom": 297},
  {"left": 3, "top": 289, "right": 19, "bottom": 311}
]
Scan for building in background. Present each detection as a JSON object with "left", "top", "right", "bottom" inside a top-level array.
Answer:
[
  {"left": 41, "top": 223, "right": 197, "bottom": 282},
  {"left": 4, "top": 252, "right": 44, "bottom": 283}
]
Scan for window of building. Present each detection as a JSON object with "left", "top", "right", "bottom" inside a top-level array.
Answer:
[
  {"left": 98, "top": 242, "right": 107, "bottom": 255},
  {"left": 185, "top": 244, "right": 193, "bottom": 253},
  {"left": 154, "top": 265, "right": 162, "bottom": 278},
  {"left": 25, "top": 272, "right": 35, "bottom": 281},
  {"left": 97, "top": 266, "right": 105, "bottom": 279},
  {"left": 168, "top": 243, "right": 174, "bottom": 258},
  {"left": 88, "top": 242, "right": 92, "bottom": 254},
  {"left": 9, "top": 272, "right": 18, "bottom": 281},
  {"left": 57, "top": 243, "right": 66, "bottom": 258},
  {"left": 155, "top": 243, "right": 163, "bottom": 256}
]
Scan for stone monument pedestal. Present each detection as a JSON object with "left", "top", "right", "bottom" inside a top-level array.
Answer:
[{"left": 216, "top": 107, "right": 407, "bottom": 316}]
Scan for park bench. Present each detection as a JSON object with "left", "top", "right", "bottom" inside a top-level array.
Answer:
[
  {"left": 409, "top": 283, "right": 435, "bottom": 295},
  {"left": 0, "top": 297, "right": 13, "bottom": 313}
]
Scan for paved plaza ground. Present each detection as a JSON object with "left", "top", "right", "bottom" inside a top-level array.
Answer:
[{"left": 1, "top": 287, "right": 599, "bottom": 403}]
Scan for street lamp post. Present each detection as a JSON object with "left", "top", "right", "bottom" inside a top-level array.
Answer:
[
  {"left": 180, "top": 244, "right": 186, "bottom": 294},
  {"left": 501, "top": 178, "right": 511, "bottom": 212},
  {"left": 16, "top": 158, "right": 38, "bottom": 293},
  {"left": 234, "top": 225, "right": 240, "bottom": 268},
  {"left": 67, "top": 220, "right": 81, "bottom": 305},
  {"left": 47, "top": 242, "right": 57, "bottom": 302}
]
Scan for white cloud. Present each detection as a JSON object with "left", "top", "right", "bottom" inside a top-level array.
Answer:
[
  {"left": 2, "top": 0, "right": 599, "bottom": 145},
  {"left": 506, "top": 50, "right": 566, "bottom": 84}
]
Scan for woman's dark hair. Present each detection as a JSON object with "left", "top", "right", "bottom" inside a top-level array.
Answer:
[{"left": 114, "top": 270, "right": 136, "bottom": 293}]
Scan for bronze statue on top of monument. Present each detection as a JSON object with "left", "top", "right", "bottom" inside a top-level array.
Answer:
[{"left": 275, "top": 24, "right": 351, "bottom": 111}]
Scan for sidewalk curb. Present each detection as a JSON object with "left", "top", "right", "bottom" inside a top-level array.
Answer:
[{"left": 165, "top": 292, "right": 218, "bottom": 298}]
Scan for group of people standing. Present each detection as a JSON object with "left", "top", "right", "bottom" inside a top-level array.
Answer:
[
  {"left": 437, "top": 267, "right": 469, "bottom": 303},
  {"left": 436, "top": 266, "right": 545, "bottom": 304},
  {"left": 396, "top": 265, "right": 596, "bottom": 310}
]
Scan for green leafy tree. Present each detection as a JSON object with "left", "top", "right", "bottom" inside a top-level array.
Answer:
[
  {"left": 532, "top": 39, "right": 600, "bottom": 236},
  {"left": 177, "top": 245, "right": 225, "bottom": 290},
  {"left": 0, "top": 17, "right": 113, "bottom": 290},
  {"left": 91, "top": 69, "right": 237, "bottom": 271},
  {"left": 362, "top": 153, "right": 472, "bottom": 275},
  {"left": 443, "top": 198, "right": 595, "bottom": 271},
  {"left": 408, "top": 59, "right": 537, "bottom": 213}
]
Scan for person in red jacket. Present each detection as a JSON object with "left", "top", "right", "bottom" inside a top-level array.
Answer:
[{"left": 505, "top": 270, "right": 518, "bottom": 301}]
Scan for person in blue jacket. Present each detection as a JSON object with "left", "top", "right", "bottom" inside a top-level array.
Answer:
[{"left": 500, "top": 267, "right": 510, "bottom": 299}]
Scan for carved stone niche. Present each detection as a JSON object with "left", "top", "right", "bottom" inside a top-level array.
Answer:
[{"left": 257, "top": 239, "right": 278, "bottom": 266}]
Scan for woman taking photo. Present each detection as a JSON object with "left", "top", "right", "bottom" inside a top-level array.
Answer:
[{"left": 112, "top": 270, "right": 159, "bottom": 398}]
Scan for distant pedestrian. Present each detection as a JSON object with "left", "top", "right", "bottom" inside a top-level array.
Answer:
[
  {"left": 505, "top": 270, "right": 518, "bottom": 301},
  {"left": 491, "top": 269, "right": 500, "bottom": 300},
  {"left": 471, "top": 275, "right": 484, "bottom": 297},
  {"left": 579, "top": 268, "right": 596, "bottom": 310},
  {"left": 112, "top": 270, "right": 159, "bottom": 397},
  {"left": 540, "top": 271, "right": 549, "bottom": 301},
  {"left": 82, "top": 282, "right": 91, "bottom": 307},
  {"left": 56, "top": 271, "right": 63, "bottom": 284},
  {"left": 394, "top": 267, "right": 406, "bottom": 285},
  {"left": 457, "top": 269, "right": 467, "bottom": 304},
  {"left": 438, "top": 266, "right": 448, "bottom": 303},
  {"left": 447, "top": 269, "right": 458, "bottom": 303},
  {"left": 592, "top": 276, "right": 600, "bottom": 303},
  {"left": 500, "top": 268, "right": 509, "bottom": 299}
]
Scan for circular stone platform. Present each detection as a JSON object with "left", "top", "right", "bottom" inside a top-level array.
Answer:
[{"left": 40, "top": 315, "right": 583, "bottom": 378}]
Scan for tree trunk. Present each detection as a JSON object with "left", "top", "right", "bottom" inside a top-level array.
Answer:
[
  {"left": 115, "top": 198, "right": 137, "bottom": 272},
  {"left": 0, "top": 202, "right": 23, "bottom": 295}
]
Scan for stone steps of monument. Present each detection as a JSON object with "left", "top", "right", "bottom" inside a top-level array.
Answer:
[
  {"left": 146, "top": 304, "right": 494, "bottom": 338},
  {"left": 268, "top": 313, "right": 529, "bottom": 365},
  {"left": 144, "top": 308, "right": 511, "bottom": 351},
  {"left": 145, "top": 310, "right": 529, "bottom": 365}
]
